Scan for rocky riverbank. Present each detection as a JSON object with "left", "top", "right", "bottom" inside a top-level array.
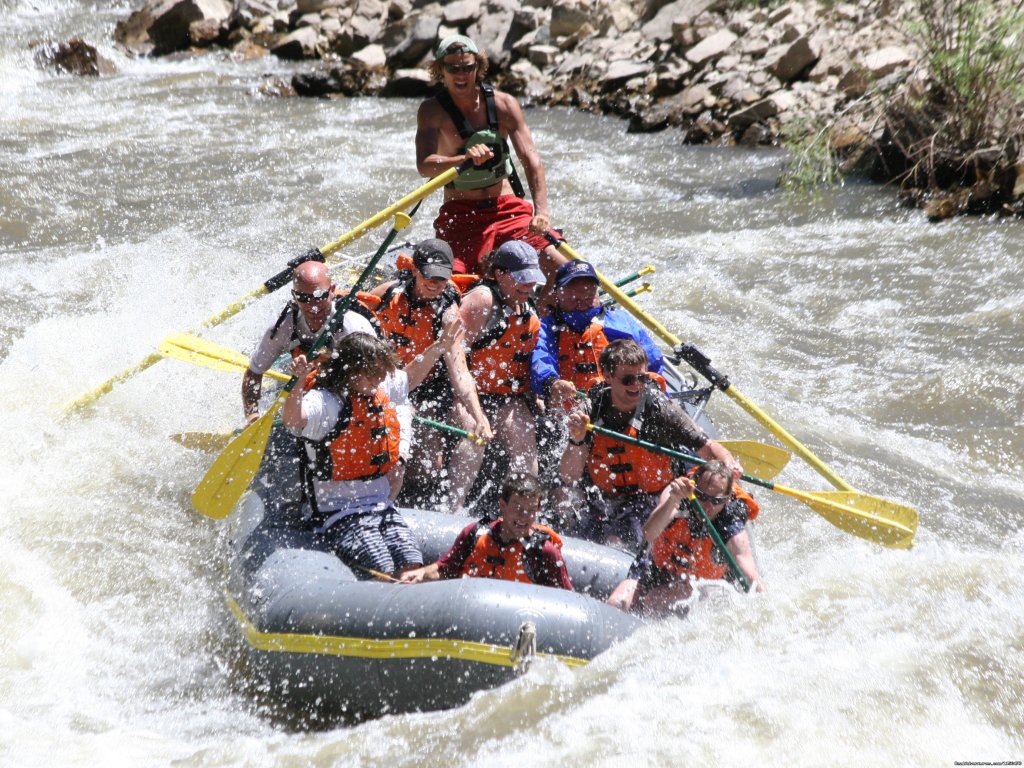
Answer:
[{"left": 35, "top": 0, "right": 1024, "bottom": 218}]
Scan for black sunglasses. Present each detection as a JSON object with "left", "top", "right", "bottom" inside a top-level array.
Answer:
[
  {"left": 443, "top": 61, "right": 477, "bottom": 74},
  {"left": 616, "top": 373, "right": 645, "bottom": 386},
  {"left": 695, "top": 488, "right": 730, "bottom": 506},
  {"left": 292, "top": 288, "right": 330, "bottom": 303}
]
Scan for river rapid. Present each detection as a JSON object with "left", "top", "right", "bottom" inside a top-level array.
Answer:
[{"left": 2, "top": 2, "right": 1022, "bottom": 766}]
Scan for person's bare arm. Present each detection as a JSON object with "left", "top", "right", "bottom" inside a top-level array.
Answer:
[
  {"left": 500, "top": 92, "right": 550, "bottom": 231},
  {"left": 399, "top": 562, "right": 441, "bottom": 584},
  {"left": 726, "top": 529, "right": 765, "bottom": 592},
  {"left": 440, "top": 305, "right": 492, "bottom": 439},
  {"left": 696, "top": 439, "right": 743, "bottom": 480},
  {"left": 641, "top": 477, "right": 693, "bottom": 545},
  {"left": 416, "top": 99, "right": 493, "bottom": 178},
  {"left": 281, "top": 355, "right": 315, "bottom": 431},
  {"left": 242, "top": 368, "right": 262, "bottom": 425},
  {"left": 560, "top": 410, "right": 591, "bottom": 486}
]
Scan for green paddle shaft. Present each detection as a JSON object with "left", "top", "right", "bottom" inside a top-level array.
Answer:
[
  {"left": 414, "top": 415, "right": 486, "bottom": 445},
  {"left": 598, "top": 265, "right": 655, "bottom": 295},
  {"left": 684, "top": 496, "right": 751, "bottom": 592}
]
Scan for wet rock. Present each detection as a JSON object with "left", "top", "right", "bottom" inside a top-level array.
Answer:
[
  {"left": 147, "top": 0, "right": 232, "bottom": 55},
  {"left": 353, "top": 43, "right": 387, "bottom": 67},
  {"left": 381, "top": 67, "right": 433, "bottom": 96},
  {"left": 32, "top": 38, "right": 115, "bottom": 76},
  {"left": 273, "top": 26, "right": 320, "bottom": 59}
]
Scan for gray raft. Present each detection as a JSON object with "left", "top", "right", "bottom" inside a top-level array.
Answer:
[{"left": 225, "top": 425, "right": 642, "bottom": 719}]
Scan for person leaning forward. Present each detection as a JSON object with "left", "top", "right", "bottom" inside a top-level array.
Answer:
[
  {"left": 559, "top": 339, "right": 742, "bottom": 554},
  {"left": 607, "top": 460, "right": 765, "bottom": 616},
  {"left": 447, "top": 240, "right": 544, "bottom": 513},
  {"left": 415, "top": 34, "right": 567, "bottom": 282},
  {"left": 241, "top": 260, "right": 378, "bottom": 425},
  {"left": 400, "top": 473, "right": 573, "bottom": 590}
]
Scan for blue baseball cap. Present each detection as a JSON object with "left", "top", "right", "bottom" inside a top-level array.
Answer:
[
  {"left": 555, "top": 260, "right": 598, "bottom": 288},
  {"left": 493, "top": 240, "right": 545, "bottom": 285}
]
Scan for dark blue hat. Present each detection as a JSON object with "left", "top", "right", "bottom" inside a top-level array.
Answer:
[
  {"left": 494, "top": 240, "right": 545, "bottom": 285},
  {"left": 555, "top": 260, "right": 598, "bottom": 289}
]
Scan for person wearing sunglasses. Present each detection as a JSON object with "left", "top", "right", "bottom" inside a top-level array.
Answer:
[
  {"left": 242, "top": 259, "right": 378, "bottom": 425},
  {"left": 559, "top": 339, "right": 742, "bottom": 554},
  {"left": 416, "top": 34, "right": 567, "bottom": 282},
  {"left": 607, "top": 461, "right": 765, "bottom": 615}
]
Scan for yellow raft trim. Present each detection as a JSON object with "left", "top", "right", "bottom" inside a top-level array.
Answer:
[{"left": 226, "top": 591, "right": 589, "bottom": 669}]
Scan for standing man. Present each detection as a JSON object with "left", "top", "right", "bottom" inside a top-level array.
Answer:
[
  {"left": 415, "top": 34, "right": 567, "bottom": 281},
  {"left": 242, "top": 260, "right": 377, "bottom": 425}
]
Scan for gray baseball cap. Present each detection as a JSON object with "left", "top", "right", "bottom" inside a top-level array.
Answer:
[
  {"left": 412, "top": 238, "right": 453, "bottom": 279},
  {"left": 493, "top": 240, "right": 545, "bottom": 285},
  {"left": 435, "top": 34, "right": 478, "bottom": 59}
]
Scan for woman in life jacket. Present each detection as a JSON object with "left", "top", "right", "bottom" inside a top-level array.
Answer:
[
  {"left": 369, "top": 239, "right": 494, "bottom": 505},
  {"left": 607, "top": 460, "right": 765, "bottom": 615},
  {"left": 447, "top": 240, "right": 544, "bottom": 513},
  {"left": 281, "top": 332, "right": 457, "bottom": 579},
  {"left": 400, "top": 473, "right": 573, "bottom": 590}
]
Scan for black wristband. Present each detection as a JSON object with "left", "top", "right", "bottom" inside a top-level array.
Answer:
[{"left": 568, "top": 434, "right": 587, "bottom": 447}]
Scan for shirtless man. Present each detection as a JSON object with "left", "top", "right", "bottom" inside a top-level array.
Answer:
[{"left": 415, "top": 34, "right": 567, "bottom": 281}]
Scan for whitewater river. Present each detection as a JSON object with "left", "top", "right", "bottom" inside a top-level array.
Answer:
[{"left": 2, "top": 2, "right": 1022, "bottom": 766}]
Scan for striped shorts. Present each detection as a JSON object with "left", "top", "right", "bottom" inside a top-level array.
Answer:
[{"left": 317, "top": 507, "right": 423, "bottom": 578}]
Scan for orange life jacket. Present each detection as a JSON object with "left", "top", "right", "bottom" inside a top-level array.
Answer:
[
  {"left": 459, "top": 520, "right": 564, "bottom": 584},
  {"left": 650, "top": 488, "right": 760, "bottom": 580},
  {"left": 587, "top": 385, "right": 675, "bottom": 497},
  {"left": 556, "top": 319, "right": 609, "bottom": 391},
  {"left": 467, "top": 281, "right": 540, "bottom": 395},
  {"left": 302, "top": 387, "right": 400, "bottom": 483},
  {"left": 373, "top": 273, "right": 460, "bottom": 367}
]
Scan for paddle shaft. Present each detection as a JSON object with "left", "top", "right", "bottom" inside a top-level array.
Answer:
[
  {"left": 549, "top": 234, "right": 855, "bottom": 493},
  {"left": 685, "top": 496, "right": 751, "bottom": 592},
  {"left": 598, "top": 265, "right": 655, "bottom": 295},
  {"left": 414, "top": 415, "right": 486, "bottom": 445},
  {"left": 66, "top": 164, "right": 467, "bottom": 414}
]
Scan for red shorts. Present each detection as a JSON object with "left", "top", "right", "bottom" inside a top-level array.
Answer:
[{"left": 433, "top": 195, "right": 554, "bottom": 274}]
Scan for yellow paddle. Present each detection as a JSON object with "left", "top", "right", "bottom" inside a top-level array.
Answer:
[
  {"left": 716, "top": 440, "right": 790, "bottom": 481},
  {"left": 65, "top": 162, "right": 470, "bottom": 415},
  {"left": 160, "top": 333, "right": 292, "bottom": 382},
  {"left": 191, "top": 212, "right": 414, "bottom": 520},
  {"left": 584, "top": 422, "right": 916, "bottom": 549},
  {"left": 548, "top": 232, "right": 858, "bottom": 493}
]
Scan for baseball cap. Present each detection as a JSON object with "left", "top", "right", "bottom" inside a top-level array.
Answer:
[
  {"left": 493, "top": 240, "right": 545, "bottom": 285},
  {"left": 435, "top": 34, "right": 478, "bottom": 59},
  {"left": 412, "top": 238, "right": 453, "bottom": 280},
  {"left": 555, "top": 260, "right": 598, "bottom": 289}
]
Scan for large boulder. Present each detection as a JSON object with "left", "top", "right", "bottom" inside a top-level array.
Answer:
[
  {"left": 382, "top": 11, "right": 439, "bottom": 68},
  {"left": 685, "top": 28, "right": 737, "bottom": 68},
  {"left": 640, "top": 0, "right": 713, "bottom": 42},
  {"left": 272, "top": 26, "right": 320, "bottom": 59},
  {"left": 146, "top": 0, "right": 232, "bottom": 54},
  {"left": 764, "top": 34, "right": 819, "bottom": 83}
]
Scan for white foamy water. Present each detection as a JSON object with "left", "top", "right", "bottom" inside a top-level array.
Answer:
[{"left": 2, "top": 2, "right": 1022, "bottom": 766}]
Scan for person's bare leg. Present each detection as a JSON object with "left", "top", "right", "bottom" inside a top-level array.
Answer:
[{"left": 447, "top": 401, "right": 487, "bottom": 512}]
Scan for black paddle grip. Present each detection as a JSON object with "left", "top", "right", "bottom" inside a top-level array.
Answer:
[
  {"left": 674, "top": 343, "right": 731, "bottom": 391},
  {"left": 263, "top": 248, "right": 325, "bottom": 292}
]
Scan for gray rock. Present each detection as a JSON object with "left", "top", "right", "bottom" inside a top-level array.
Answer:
[
  {"left": 528, "top": 44, "right": 560, "bottom": 67},
  {"left": 550, "top": 2, "right": 593, "bottom": 39},
  {"left": 600, "top": 60, "right": 653, "bottom": 91},
  {"left": 147, "top": 0, "right": 231, "bottom": 55},
  {"left": 467, "top": 3, "right": 516, "bottom": 64},
  {"left": 861, "top": 45, "right": 913, "bottom": 78},
  {"left": 295, "top": 0, "right": 341, "bottom": 12},
  {"left": 352, "top": 42, "right": 386, "bottom": 66},
  {"left": 272, "top": 25, "right": 319, "bottom": 58},
  {"left": 381, "top": 67, "right": 433, "bottom": 96},
  {"left": 765, "top": 35, "right": 819, "bottom": 82},
  {"left": 728, "top": 96, "right": 778, "bottom": 128},
  {"left": 383, "top": 11, "right": 439, "bottom": 67},
  {"left": 442, "top": 0, "right": 479, "bottom": 26},
  {"left": 685, "top": 29, "right": 737, "bottom": 68},
  {"left": 641, "top": 0, "right": 713, "bottom": 42}
]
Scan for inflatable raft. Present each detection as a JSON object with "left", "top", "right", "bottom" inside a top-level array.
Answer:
[{"left": 226, "top": 425, "right": 649, "bottom": 719}]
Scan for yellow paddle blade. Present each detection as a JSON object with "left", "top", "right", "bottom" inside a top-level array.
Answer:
[
  {"left": 171, "top": 431, "right": 234, "bottom": 452},
  {"left": 719, "top": 440, "right": 791, "bottom": 481},
  {"left": 159, "top": 333, "right": 291, "bottom": 382},
  {"left": 779, "top": 485, "right": 918, "bottom": 549},
  {"left": 191, "top": 395, "right": 284, "bottom": 519}
]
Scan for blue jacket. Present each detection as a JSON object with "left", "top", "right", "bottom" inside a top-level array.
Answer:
[{"left": 530, "top": 308, "right": 664, "bottom": 396}]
